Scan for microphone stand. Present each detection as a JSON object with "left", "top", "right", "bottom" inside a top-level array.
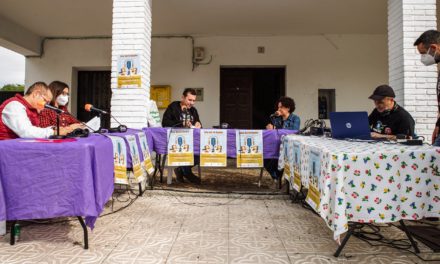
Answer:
[{"left": 49, "top": 113, "right": 66, "bottom": 139}]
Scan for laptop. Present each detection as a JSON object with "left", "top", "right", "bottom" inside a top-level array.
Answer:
[{"left": 329, "top": 112, "right": 371, "bottom": 140}]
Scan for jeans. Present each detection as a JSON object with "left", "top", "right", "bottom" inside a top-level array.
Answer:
[
  {"left": 434, "top": 136, "right": 440, "bottom": 147},
  {"left": 179, "top": 156, "right": 200, "bottom": 176}
]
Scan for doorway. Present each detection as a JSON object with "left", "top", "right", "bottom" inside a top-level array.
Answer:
[
  {"left": 220, "top": 67, "right": 285, "bottom": 129},
  {"left": 77, "top": 71, "right": 111, "bottom": 129}
]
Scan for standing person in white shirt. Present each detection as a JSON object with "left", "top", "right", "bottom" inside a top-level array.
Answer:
[{"left": 0, "top": 82, "right": 80, "bottom": 140}]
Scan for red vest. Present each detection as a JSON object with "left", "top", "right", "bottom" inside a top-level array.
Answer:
[{"left": 0, "top": 94, "right": 40, "bottom": 140}]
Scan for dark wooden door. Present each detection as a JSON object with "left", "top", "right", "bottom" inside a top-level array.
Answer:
[
  {"left": 220, "top": 67, "right": 285, "bottom": 129},
  {"left": 77, "top": 71, "right": 111, "bottom": 129},
  {"left": 220, "top": 69, "right": 253, "bottom": 129}
]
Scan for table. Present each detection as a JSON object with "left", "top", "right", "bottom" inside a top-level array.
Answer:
[
  {"left": 144, "top": 128, "right": 297, "bottom": 184},
  {"left": 0, "top": 134, "right": 115, "bottom": 248},
  {"left": 279, "top": 135, "right": 440, "bottom": 255},
  {"left": 104, "top": 128, "right": 154, "bottom": 168},
  {"left": 144, "top": 127, "right": 295, "bottom": 158}
]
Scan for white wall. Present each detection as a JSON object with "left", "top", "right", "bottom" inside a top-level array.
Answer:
[
  {"left": 26, "top": 35, "right": 388, "bottom": 129},
  {"left": 26, "top": 39, "right": 111, "bottom": 116},
  {"left": 151, "top": 35, "right": 388, "bottom": 128}
]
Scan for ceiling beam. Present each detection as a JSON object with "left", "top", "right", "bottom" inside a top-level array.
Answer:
[{"left": 0, "top": 15, "right": 42, "bottom": 56}]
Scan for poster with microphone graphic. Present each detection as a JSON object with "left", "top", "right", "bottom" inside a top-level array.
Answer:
[
  {"left": 292, "top": 141, "right": 302, "bottom": 192},
  {"left": 167, "top": 129, "right": 194, "bottom": 166},
  {"left": 117, "top": 54, "right": 141, "bottom": 88},
  {"left": 125, "top": 135, "right": 145, "bottom": 183},
  {"left": 236, "top": 130, "right": 263, "bottom": 168},
  {"left": 107, "top": 136, "right": 129, "bottom": 185},
  {"left": 137, "top": 132, "right": 155, "bottom": 175},
  {"left": 200, "top": 129, "right": 227, "bottom": 167},
  {"left": 306, "top": 150, "right": 322, "bottom": 211}
]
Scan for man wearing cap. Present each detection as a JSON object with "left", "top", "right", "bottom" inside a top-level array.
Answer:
[{"left": 368, "top": 85, "right": 415, "bottom": 140}]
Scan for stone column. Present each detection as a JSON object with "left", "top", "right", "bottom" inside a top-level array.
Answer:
[
  {"left": 388, "top": 0, "right": 438, "bottom": 138},
  {"left": 110, "top": 0, "right": 152, "bottom": 128}
]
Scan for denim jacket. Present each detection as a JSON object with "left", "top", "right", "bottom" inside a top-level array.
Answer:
[{"left": 272, "top": 113, "right": 300, "bottom": 130}]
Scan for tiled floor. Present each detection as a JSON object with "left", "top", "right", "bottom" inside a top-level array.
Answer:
[{"left": 0, "top": 190, "right": 438, "bottom": 264}]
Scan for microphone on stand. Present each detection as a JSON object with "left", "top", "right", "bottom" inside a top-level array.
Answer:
[
  {"left": 270, "top": 112, "right": 279, "bottom": 118},
  {"left": 85, "top": 104, "right": 127, "bottom": 133},
  {"left": 182, "top": 106, "right": 190, "bottom": 128},
  {"left": 38, "top": 102, "right": 66, "bottom": 139},
  {"left": 84, "top": 104, "right": 108, "bottom": 115},
  {"left": 38, "top": 102, "right": 65, "bottom": 114}
]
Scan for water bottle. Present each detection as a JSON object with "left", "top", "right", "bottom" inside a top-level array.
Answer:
[{"left": 13, "top": 223, "right": 20, "bottom": 242}]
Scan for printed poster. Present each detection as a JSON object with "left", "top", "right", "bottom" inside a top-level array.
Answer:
[
  {"left": 292, "top": 142, "right": 302, "bottom": 192},
  {"left": 306, "top": 150, "right": 321, "bottom": 211},
  {"left": 236, "top": 130, "right": 263, "bottom": 168},
  {"left": 117, "top": 54, "right": 142, "bottom": 88},
  {"left": 167, "top": 129, "right": 194, "bottom": 166},
  {"left": 200, "top": 129, "right": 227, "bottom": 167},
  {"left": 107, "top": 136, "right": 128, "bottom": 185},
  {"left": 125, "top": 135, "right": 144, "bottom": 183},
  {"left": 137, "top": 132, "right": 155, "bottom": 174},
  {"left": 283, "top": 140, "right": 292, "bottom": 182}
]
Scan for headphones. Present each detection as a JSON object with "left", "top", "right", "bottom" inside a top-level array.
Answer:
[
  {"left": 66, "top": 128, "right": 90, "bottom": 138},
  {"left": 108, "top": 125, "right": 128, "bottom": 133},
  {"left": 379, "top": 103, "right": 398, "bottom": 117}
]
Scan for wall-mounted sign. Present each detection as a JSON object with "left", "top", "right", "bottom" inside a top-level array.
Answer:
[
  {"left": 194, "top": 88, "right": 204, "bottom": 101},
  {"left": 117, "top": 54, "right": 142, "bottom": 88},
  {"left": 150, "top": 85, "right": 171, "bottom": 109}
]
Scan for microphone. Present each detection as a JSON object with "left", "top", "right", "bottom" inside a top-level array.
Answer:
[
  {"left": 38, "top": 102, "right": 64, "bottom": 114},
  {"left": 84, "top": 104, "right": 108, "bottom": 115},
  {"left": 270, "top": 112, "right": 280, "bottom": 118}
]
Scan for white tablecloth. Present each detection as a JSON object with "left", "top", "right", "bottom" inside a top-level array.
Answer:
[{"left": 279, "top": 135, "right": 440, "bottom": 239}]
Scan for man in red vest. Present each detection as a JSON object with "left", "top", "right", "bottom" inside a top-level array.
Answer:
[{"left": 0, "top": 82, "right": 80, "bottom": 140}]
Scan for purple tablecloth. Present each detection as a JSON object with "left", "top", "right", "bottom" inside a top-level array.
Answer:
[
  {"left": 0, "top": 134, "right": 114, "bottom": 228},
  {"left": 143, "top": 128, "right": 297, "bottom": 159},
  {"left": 104, "top": 128, "right": 153, "bottom": 168}
]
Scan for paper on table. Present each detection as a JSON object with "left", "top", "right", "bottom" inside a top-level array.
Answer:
[{"left": 86, "top": 116, "right": 101, "bottom": 132}]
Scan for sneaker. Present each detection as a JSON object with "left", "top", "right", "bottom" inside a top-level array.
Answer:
[
  {"left": 174, "top": 168, "right": 184, "bottom": 183},
  {"left": 183, "top": 172, "right": 201, "bottom": 185}
]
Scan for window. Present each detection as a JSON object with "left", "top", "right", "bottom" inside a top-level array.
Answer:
[{"left": 318, "top": 89, "right": 335, "bottom": 119}]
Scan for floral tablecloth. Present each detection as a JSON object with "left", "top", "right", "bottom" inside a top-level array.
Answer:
[{"left": 279, "top": 135, "right": 440, "bottom": 239}]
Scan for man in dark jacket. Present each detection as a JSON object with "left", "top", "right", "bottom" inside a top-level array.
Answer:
[
  {"left": 162, "top": 88, "right": 202, "bottom": 184},
  {"left": 368, "top": 85, "right": 415, "bottom": 140}
]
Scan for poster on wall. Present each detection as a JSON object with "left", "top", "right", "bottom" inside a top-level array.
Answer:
[
  {"left": 200, "top": 129, "right": 227, "bottom": 167},
  {"left": 125, "top": 135, "right": 145, "bottom": 183},
  {"left": 107, "top": 136, "right": 128, "bottom": 185},
  {"left": 167, "top": 129, "right": 194, "bottom": 166},
  {"left": 137, "top": 132, "right": 155, "bottom": 174},
  {"left": 117, "top": 54, "right": 142, "bottom": 88},
  {"left": 292, "top": 142, "right": 302, "bottom": 192},
  {"left": 306, "top": 150, "right": 321, "bottom": 211},
  {"left": 235, "top": 130, "right": 263, "bottom": 168}
]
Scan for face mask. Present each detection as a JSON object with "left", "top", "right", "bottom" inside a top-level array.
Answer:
[
  {"left": 56, "top": 95, "right": 69, "bottom": 106},
  {"left": 421, "top": 48, "right": 437, "bottom": 66}
]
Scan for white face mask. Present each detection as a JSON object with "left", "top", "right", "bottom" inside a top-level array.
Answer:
[
  {"left": 421, "top": 48, "right": 437, "bottom": 66},
  {"left": 56, "top": 94, "right": 69, "bottom": 106}
]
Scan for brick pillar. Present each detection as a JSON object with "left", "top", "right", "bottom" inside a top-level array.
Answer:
[
  {"left": 388, "top": 0, "right": 438, "bottom": 138},
  {"left": 110, "top": 0, "right": 152, "bottom": 128}
]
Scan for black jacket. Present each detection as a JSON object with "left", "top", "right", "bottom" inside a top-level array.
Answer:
[
  {"left": 162, "top": 101, "right": 201, "bottom": 127},
  {"left": 369, "top": 103, "right": 415, "bottom": 137}
]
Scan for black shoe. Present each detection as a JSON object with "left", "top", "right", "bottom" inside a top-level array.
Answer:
[
  {"left": 183, "top": 172, "right": 201, "bottom": 185},
  {"left": 174, "top": 168, "right": 184, "bottom": 183}
]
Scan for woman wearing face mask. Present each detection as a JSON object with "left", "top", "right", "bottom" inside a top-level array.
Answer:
[{"left": 39, "top": 81, "right": 80, "bottom": 128}]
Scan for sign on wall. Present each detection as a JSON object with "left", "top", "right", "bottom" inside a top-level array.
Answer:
[
  {"left": 117, "top": 54, "right": 142, "bottom": 88},
  {"left": 150, "top": 85, "right": 171, "bottom": 109}
]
